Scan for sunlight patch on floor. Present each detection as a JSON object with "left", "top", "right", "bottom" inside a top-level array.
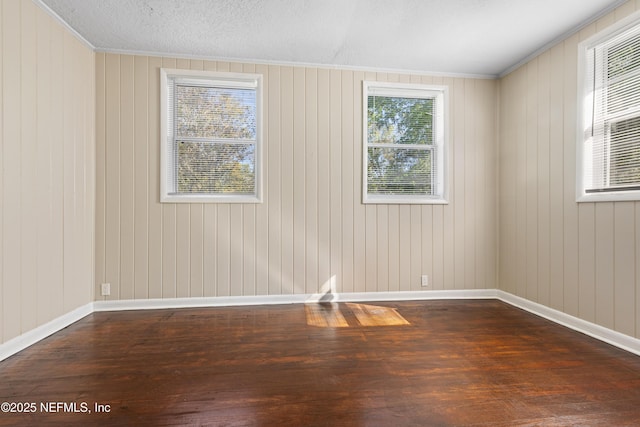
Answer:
[
  {"left": 305, "top": 303, "right": 349, "bottom": 327},
  {"left": 347, "top": 303, "right": 411, "bottom": 326},
  {"left": 305, "top": 303, "right": 410, "bottom": 328}
]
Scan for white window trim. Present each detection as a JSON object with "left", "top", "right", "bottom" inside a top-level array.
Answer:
[
  {"left": 362, "top": 81, "right": 449, "bottom": 205},
  {"left": 160, "top": 68, "right": 263, "bottom": 203},
  {"left": 577, "top": 9, "right": 640, "bottom": 203}
]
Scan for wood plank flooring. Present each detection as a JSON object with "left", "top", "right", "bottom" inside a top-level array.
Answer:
[{"left": 2, "top": 300, "right": 640, "bottom": 426}]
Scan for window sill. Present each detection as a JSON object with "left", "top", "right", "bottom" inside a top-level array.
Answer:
[
  {"left": 577, "top": 190, "right": 640, "bottom": 203},
  {"left": 363, "top": 195, "right": 449, "bottom": 205},
  {"left": 161, "top": 194, "right": 263, "bottom": 204}
]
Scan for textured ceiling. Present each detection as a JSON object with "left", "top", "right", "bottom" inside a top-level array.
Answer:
[{"left": 40, "top": 0, "right": 627, "bottom": 77}]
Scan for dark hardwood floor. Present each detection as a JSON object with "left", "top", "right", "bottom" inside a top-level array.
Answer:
[{"left": 2, "top": 300, "right": 640, "bottom": 426}]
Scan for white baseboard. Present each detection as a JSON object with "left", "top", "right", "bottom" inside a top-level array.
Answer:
[
  {"left": 496, "top": 290, "right": 640, "bottom": 357},
  {"left": 93, "top": 289, "right": 498, "bottom": 311},
  {"left": 333, "top": 289, "right": 498, "bottom": 302},
  {"left": 92, "top": 294, "right": 311, "bottom": 311},
  {"left": 0, "top": 303, "right": 94, "bottom": 362},
  {"left": 3, "top": 289, "right": 640, "bottom": 362}
]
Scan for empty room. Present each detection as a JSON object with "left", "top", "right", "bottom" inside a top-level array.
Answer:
[{"left": 4, "top": 0, "right": 640, "bottom": 425}]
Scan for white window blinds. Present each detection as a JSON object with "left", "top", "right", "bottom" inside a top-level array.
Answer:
[
  {"left": 363, "top": 82, "right": 448, "bottom": 204},
  {"left": 161, "top": 69, "right": 262, "bottom": 203},
  {"left": 581, "top": 19, "right": 640, "bottom": 197}
]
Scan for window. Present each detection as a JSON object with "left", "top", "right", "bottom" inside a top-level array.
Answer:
[
  {"left": 363, "top": 81, "right": 448, "bottom": 204},
  {"left": 577, "top": 12, "right": 640, "bottom": 202},
  {"left": 161, "top": 69, "right": 262, "bottom": 203}
]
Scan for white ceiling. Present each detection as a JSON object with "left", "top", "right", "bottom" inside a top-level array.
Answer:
[{"left": 40, "top": 0, "right": 627, "bottom": 77}]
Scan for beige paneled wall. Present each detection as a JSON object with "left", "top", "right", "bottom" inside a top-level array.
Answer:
[
  {"left": 499, "top": 0, "right": 640, "bottom": 338},
  {"left": 0, "top": 0, "right": 95, "bottom": 345},
  {"left": 95, "top": 54, "right": 498, "bottom": 300}
]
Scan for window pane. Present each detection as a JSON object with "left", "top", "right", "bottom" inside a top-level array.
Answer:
[
  {"left": 177, "top": 141, "right": 255, "bottom": 194},
  {"left": 606, "top": 73, "right": 640, "bottom": 115},
  {"left": 176, "top": 85, "right": 256, "bottom": 139},
  {"left": 367, "top": 96, "right": 434, "bottom": 145},
  {"left": 607, "top": 32, "right": 640, "bottom": 81},
  {"left": 367, "top": 147, "right": 433, "bottom": 195},
  {"left": 609, "top": 116, "right": 640, "bottom": 187}
]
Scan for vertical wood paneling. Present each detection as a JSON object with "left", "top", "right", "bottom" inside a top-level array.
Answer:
[
  {"left": 242, "top": 204, "right": 256, "bottom": 296},
  {"left": 341, "top": 70, "right": 354, "bottom": 293},
  {"left": 0, "top": 0, "right": 5, "bottom": 343},
  {"left": 387, "top": 205, "right": 398, "bottom": 291},
  {"left": 537, "top": 51, "right": 551, "bottom": 306},
  {"left": 119, "top": 54, "right": 135, "bottom": 300},
  {"left": 409, "top": 205, "right": 421, "bottom": 290},
  {"left": 515, "top": 71, "right": 527, "bottom": 298},
  {"left": 365, "top": 203, "right": 377, "bottom": 292},
  {"left": 281, "top": 66, "right": 294, "bottom": 295},
  {"left": 525, "top": 60, "right": 538, "bottom": 301},
  {"left": 477, "top": 79, "right": 491, "bottom": 289},
  {"left": 352, "top": 71, "right": 366, "bottom": 294},
  {"left": 329, "top": 69, "right": 342, "bottom": 292},
  {"left": 304, "top": 67, "right": 318, "bottom": 294},
  {"left": 133, "top": 56, "right": 149, "bottom": 299},
  {"left": 216, "top": 205, "right": 230, "bottom": 296},
  {"left": 190, "top": 205, "right": 204, "bottom": 298},
  {"left": 562, "top": 34, "right": 580, "bottom": 317},
  {"left": 62, "top": 30, "right": 74, "bottom": 310},
  {"left": 105, "top": 54, "right": 121, "bottom": 299},
  {"left": 317, "top": 68, "right": 331, "bottom": 292},
  {"left": 80, "top": 39, "right": 94, "bottom": 306},
  {"left": 21, "top": 1, "right": 37, "bottom": 331},
  {"left": 441, "top": 76, "right": 455, "bottom": 290},
  {"left": 1, "top": 2, "right": 94, "bottom": 345},
  {"left": 293, "top": 67, "right": 306, "bottom": 294},
  {"left": 453, "top": 78, "right": 466, "bottom": 289},
  {"left": 203, "top": 203, "right": 217, "bottom": 297},
  {"left": 578, "top": 203, "right": 596, "bottom": 322},
  {"left": 464, "top": 79, "right": 476, "bottom": 290},
  {"left": 485, "top": 79, "right": 498, "bottom": 289},
  {"left": 617, "top": 0, "right": 637, "bottom": 19},
  {"left": 499, "top": 1, "right": 640, "bottom": 340},
  {"left": 614, "top": 203, "right": 635, "bottom": 336},
  {"left": 147, "top": 55, "right": 163, "bottom": 299},
  {"left": 3, "top": 0, "right": 22, "bottom": 341},
  {"left": 548, "top": 42, "right": 565, "bottom": 311},
  {"left": 80, "top": 35, "right": 94, "bottom": 306},
  {"left": 399, "top": 206, "right": 411, "bottom": 291},
  {"left": 87, "top": 41, "right": 97, "bottom": 303},
  {"left": 595, "top": 203, "right": 615, "bottom": 328},
  {"left": 268, "top": 64, "right": 281, "bottom": 295},
  {"left": 229, "top": 204, "right": 243, "bottom": 296},
  {"left": 35, "top": 7, "right": 51, "bottom": 321},
  {"left": 498, "top": 74, "right": 515, "bottom": 295},
  {"left": 50, "top": 22, "right": 64, "bottom": 316},
  {"left": 95, "top": 54, "right": 497, "bottom": 312}
]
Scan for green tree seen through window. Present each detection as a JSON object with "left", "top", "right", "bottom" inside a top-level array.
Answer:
[
  {"left": 175, "top": 85, "right": 256, "bottom": 194},
  {"left": 367, "top": 95, "right": 435, "bottom": 195}
]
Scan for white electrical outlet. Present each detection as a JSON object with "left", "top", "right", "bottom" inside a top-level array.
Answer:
[
  {"left": 421, "top": 275, "right": 429, "bottom": 287},
  {"left": 101, "top": 283, "right": 111, "bottom": 296}
]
